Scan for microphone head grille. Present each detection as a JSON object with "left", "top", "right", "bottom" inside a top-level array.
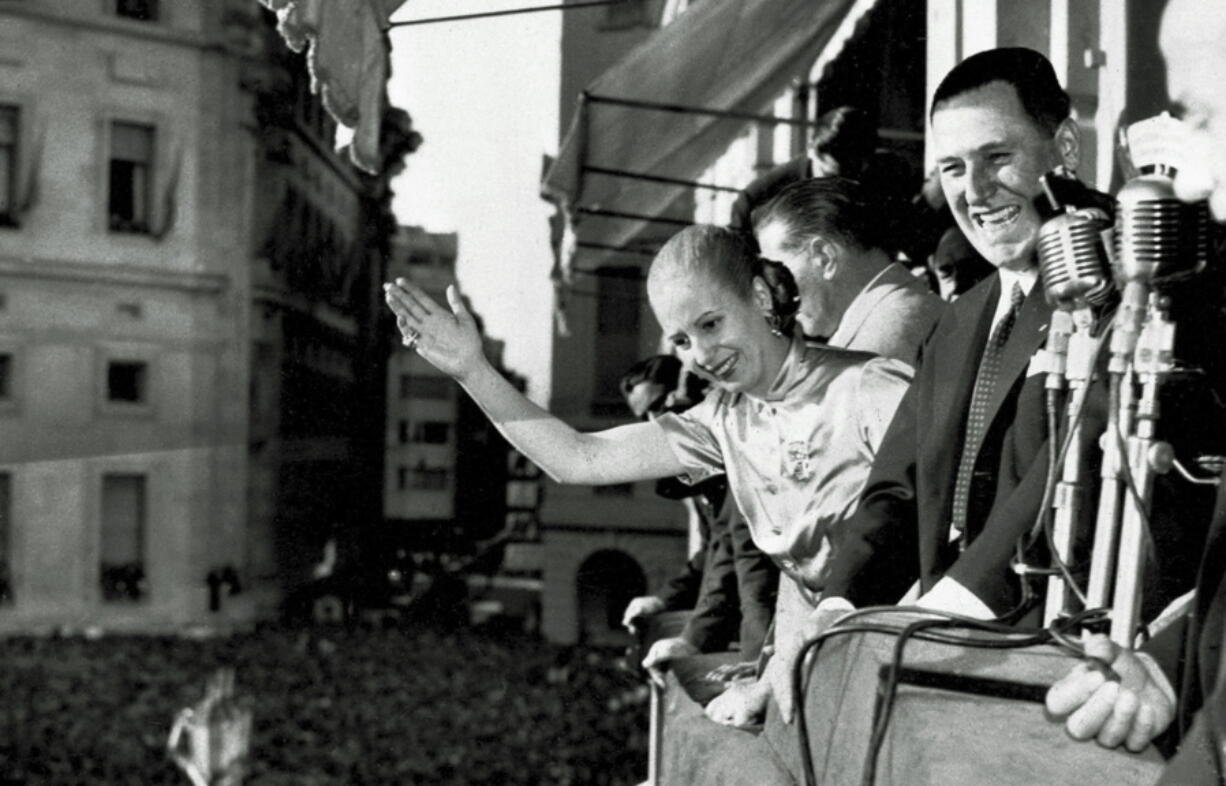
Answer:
[
  {"left": 1114, "top": 174, "right": 1209, "bottom": 285},
  {"left": 1038, "top": 208, "right": 1112, "bottom": 309}
]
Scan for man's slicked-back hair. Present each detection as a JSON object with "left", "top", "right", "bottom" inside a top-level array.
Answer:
[
  {"left": 751, "top": 176, "right": 885, "bottom": 255},
  {"left": 930, "top": 47, "right": 1070, "bottom": 135}
]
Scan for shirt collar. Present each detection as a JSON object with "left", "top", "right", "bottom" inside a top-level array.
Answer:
[
  {"left": 993, "top": 266, "right": 1038, "bottom": 326},
  {"left": 998, "top": 266, "right": 1038, "bottom": 298}
]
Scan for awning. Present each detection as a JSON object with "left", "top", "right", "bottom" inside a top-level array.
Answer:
[{"left": 541, "top": 0, "right": 859, "bottom": 272}]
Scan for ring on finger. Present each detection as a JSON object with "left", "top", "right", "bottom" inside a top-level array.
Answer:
[{"left": 403, "top": 327, "right": 421, "bottom": 349}]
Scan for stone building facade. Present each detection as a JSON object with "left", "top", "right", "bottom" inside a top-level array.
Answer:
[{"left": 0, "top": 0, "right": 414, "bottom": 631}]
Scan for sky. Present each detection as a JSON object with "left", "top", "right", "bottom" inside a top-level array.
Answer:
[{"left": 386, "top": 0, "right": 562, "bottom": 405}]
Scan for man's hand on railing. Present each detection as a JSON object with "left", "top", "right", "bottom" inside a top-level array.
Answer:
[
  {"left": 623, "top": 595, "right": 667, "bottom": 634},
  {"left": 1045, "top": 634, "right": 1175, "bottom": 751},
  {"left": 704, "top": 678, "right": 770, "bottom": 728},
  {"left": 642, "top": 636, "right": 699, "bottom": 688}
]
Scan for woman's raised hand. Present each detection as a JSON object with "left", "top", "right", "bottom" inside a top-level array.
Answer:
[{"left": 384, "top": 279, "right": 485, "bottom": 381}]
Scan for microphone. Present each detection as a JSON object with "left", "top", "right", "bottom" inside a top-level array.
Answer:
[
  {"left": 1034, "top": 172, "right": 1115, "bottom": 624},
  {"left": 1037, "top": 206, "right": 1114, "bottom": 313},
  {"left": 1113, "top": 173, "right": 1209, "bottom": 287},
  {"left": 1109, "top": 173, "right": 1210, "bottom": 371},
  {"left": 1035, "top": 170, "right": 1114, "bottom": 390}
]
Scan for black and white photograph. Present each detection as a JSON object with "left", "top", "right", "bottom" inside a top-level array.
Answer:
[{"left": 2, "top": 0, "right": 1226, "bottom": 783}]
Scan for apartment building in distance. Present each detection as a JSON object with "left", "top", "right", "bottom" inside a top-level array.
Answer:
[
  {"left": 0, "top": 0, "right": 414, "bottom": 630},
  {"left": 383, "top": 226, "right": 519, "bottom": 565}
]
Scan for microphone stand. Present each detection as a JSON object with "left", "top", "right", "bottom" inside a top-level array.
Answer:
[
  {"left": 1109, "top": 290, "right": 1175, "bottom": 646},
  {"left": 1043, "top": 307, "right": 1098, "bottom": 624},
  {"left": 1085, "top": 368, "right": 1134, "bottom": 610},
  {"left": 1085, "top": 280, "right": 1145, "bottom": 611}
]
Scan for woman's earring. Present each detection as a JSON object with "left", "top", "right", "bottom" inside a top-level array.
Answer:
[{"left": 766, "top": 312, "right": 784, "bottom": 337}]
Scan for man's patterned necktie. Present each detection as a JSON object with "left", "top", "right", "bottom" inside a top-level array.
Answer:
[{"left": 950, "top": 283, "right": 1025, "bottom": 543}]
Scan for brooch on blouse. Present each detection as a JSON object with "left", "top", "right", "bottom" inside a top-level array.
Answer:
[{"left": 784, "top": 440, "right": 815, "bottom": 481}]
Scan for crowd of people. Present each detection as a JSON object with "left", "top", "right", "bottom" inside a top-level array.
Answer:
[
  {"left": 0, "top": 625, "right": 650, "bottom": 785},
  {"left": 386, "top": 0, "right": 1226, "bottom": 780}
]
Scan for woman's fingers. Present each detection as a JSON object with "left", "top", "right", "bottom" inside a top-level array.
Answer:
[
  {"left": 446, "top": 284, "right": 468, "bottom": 318},
  {"left": 384, "top": 279, "right": 440, "bottom": 324},
  {"left": 384, "top": 284, "right": 425, "bottom": 323},
  {"left": 393, "top": 278, "right": 437, "bottom": 315}
]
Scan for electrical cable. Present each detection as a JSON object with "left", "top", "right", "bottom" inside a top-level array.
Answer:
[
  {"left": 794, "top": 604, "right": 1043, "bottom": 786},
  {"left": 1171, "top": 457, "right": 1223, "bottom": 486},
  {"left": 860, "top": 616, "right": 962, "bottom": 786},
  {"left": 792, "top": 604, "right": 1112, "bottom": 786},
  {"left": 1014, "top": 325, "right": 1111, "bottom": 607}
]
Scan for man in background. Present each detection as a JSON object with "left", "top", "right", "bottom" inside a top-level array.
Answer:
[{"left": 753, "top": 176, "right": 944, "bottom": 365}]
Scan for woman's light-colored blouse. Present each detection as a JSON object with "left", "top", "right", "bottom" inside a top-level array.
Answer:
[{"left": 655, "top": 335, "right": 912, "bottom": 590}]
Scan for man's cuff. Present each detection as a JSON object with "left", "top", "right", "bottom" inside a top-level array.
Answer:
[
  {"left": 815, "top": 596, "right": 855, "bottom": 614},
  {"left": 915, "top": 577, "right": 994, "bottom": 619}
]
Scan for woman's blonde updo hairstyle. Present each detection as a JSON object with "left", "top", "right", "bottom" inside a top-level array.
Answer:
[{"left": 648, "top": 224, "right": 799, "bottom": 335}]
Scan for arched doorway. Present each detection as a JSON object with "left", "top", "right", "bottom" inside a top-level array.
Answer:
[{"left": 575, "top": 549, "right": 646, "bottom": 646}]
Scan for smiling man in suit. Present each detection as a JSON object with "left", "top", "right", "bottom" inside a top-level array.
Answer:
[{"left": 816, "top": 47, "right": 1082, "bottom": 619}]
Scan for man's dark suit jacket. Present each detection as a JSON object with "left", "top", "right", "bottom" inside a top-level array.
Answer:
[
  {"left": 821, "top": 259, "right": 1226, "bottom": 615},
  {"left": 822, "top": 272, "right": 1061, "bottom": 613},
  {"left": 681, "top": 502, "right": 778, "bottom": 659}
]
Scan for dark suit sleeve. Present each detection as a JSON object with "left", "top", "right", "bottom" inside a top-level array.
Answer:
[
  {"left": 656, "top": 542, "right": 705, "bottom": 611},
  {"left": 729, "top": 507, "right": 778, "bottom": 659},
  {"left": 681, "top": 514, "right": 739, "bottom": 652},
  {"left": 681, "top": 501, "right": 779, "bottom": 657},
  {"left": 823, "top": 376, "right": 922, "bottom": 607},
  {"left": 946, "top": 437, "right": 1050, "bottom": 613}
]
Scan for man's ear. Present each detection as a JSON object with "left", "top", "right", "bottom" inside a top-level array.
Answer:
[
  {"left": 808, "top": 237, "right": 840, "bottom": 280},
  {"left": 1054, "top": 117, "right": 1081, "bottom": 171}
]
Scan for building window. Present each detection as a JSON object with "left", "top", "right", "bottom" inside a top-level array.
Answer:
[
  {"left": 0, "top": 353, "right": 11, "bottom": 401},
  {"left": 396, "top": 466, "right": 408, "bottom": 490},
  {"left": 411, "top": 421, "right": 450, "bottom": 444},
  {"left": 100, "top": 473, "right": 147, "bottom": 602},
  {"left": 0, "top": 472, "right": 11, "bottom": 605},
  {"left": 0, "top": 105, "right": 17, "bottom": 227},
  {"left": 397, "top": 420, "right": 409, "bottom": 444},
  {"left": 108, "top": 121, "right": 154, "bottom": 234},
  {"left": 593, "top": 268, "right": 642, "bottom": 407},
  {"left": 410, "top": 466, "right": 449, "bottom": 490},
  {"left": 116, "top": 0, "right": 158, "bottom": 21},
  {"left": 107, "top": 360, "right": 147, "bottom": 403}
]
